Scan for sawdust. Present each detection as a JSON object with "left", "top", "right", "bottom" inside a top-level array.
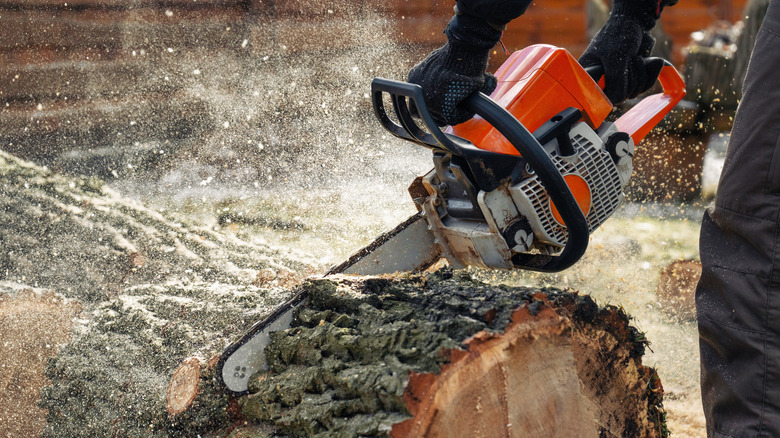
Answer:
[{"left": 0, "top": 286, "right": 81, "bottom": 438}]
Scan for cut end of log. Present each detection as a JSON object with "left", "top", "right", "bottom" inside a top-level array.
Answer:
[
  {"left": 167, "top": 357, "right": 202, "bottom": 416},
  {"left": 391, "top": 301, "right": 664, "bottom": 438},
  {"left": 656, "top": 260, "right": 701, "bottom": 321},
  {"left": 393, "top": 306, "right": 577, "bottom": 437}
]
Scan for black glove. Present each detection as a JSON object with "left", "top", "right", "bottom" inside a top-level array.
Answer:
[
  {"left": 407, "top": 14, "right": 501, "bottom": 126},
  {"left": 579, "top": 0, "right": 668, "bottom": 104}
]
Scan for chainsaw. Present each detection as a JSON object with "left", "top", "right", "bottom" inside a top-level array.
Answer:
[{"left": 216, "top": 44, "right": 685, "bottom": 395}]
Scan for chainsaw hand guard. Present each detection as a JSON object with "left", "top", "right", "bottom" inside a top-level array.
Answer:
[{"left": 585, "top": 59, "right": 686, "bottom": 144}]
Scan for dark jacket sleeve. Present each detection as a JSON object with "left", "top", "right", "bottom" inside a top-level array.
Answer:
[
  {"left": 455, "top": 0, "right": 534, "bottom": 27},
  {"left": 613, "top": 0, "right": 679, "bottom": 30},
  {"left": 457, "top": 0, "right": 678, "bottom": 29}
]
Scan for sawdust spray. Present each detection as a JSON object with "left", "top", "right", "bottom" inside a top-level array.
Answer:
[{"left": 111, "top": 3, "right": 435, "bottom": 262}]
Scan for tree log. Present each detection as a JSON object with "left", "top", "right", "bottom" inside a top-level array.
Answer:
[
  {"left": 2, "top": 150, "right": 666, "bottom": 436},
  {"left": 233, "top": 272, "right": 668, "bottom": 438}
]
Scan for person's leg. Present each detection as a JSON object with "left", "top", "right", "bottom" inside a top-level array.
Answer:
[{"left": 696, "top": 1, "right": 780, "bottom": 436}]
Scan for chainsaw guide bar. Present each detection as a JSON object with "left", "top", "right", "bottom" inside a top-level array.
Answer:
[{"left": 217, "top": 213, "right": 443, "bottom": 395}]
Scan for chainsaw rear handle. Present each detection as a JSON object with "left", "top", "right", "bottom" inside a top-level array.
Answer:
[
  {"left": 371, "top": 78, "right": 589, "bottom": 273},
  {"left": 584, "top": 59, "right": 686, "bottom": 144}
]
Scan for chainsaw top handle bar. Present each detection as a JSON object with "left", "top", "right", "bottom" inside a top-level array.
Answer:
[
  {"left": 585, "top": 58, "right": 685, "bottom": 144},
  {"left": 371, "top": 78, "right": 589, "bottom": 273}
]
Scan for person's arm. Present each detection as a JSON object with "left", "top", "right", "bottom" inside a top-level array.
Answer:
[
  {"left": 454, "top": 0, "right": 533, "bottom": 29},
  {"left": 407, "top": 2, "right": 530, "bottom": 126},
  {"left": 408, "top": 0, "right": 679, "bottom": 126}
]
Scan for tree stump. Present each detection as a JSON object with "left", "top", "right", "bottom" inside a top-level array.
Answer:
[
  {"left": 656, "top": 260, "right": 701, "bottom": 322},
  {"left": 234, "top": 271, "right": 668, "bottom": 437}
]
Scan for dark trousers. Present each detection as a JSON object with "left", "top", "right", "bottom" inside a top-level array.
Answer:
[{"left": 696, "top": 0, "right": 780, "bottom": 436}]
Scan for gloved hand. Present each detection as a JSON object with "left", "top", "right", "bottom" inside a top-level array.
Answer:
[
  {"left": 579, "top": 0, "right": 669, "bottom": 104},
  {"left": 407, "top": 14, "right": 501, "bottom": 126}
]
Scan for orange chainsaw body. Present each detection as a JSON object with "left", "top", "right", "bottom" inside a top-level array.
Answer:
[
  {"left": 451, "top": 44, "right": 685, "bottom": 155},
  {"left": 452, "top": 45, "right": 611, "bottom": 155}
]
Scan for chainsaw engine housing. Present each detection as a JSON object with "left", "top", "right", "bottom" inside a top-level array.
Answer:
[{"left": 416, "top": 118, "right": 633, "bottom": 270}]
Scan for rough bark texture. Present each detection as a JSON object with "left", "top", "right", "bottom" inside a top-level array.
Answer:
[{"left": 230, "top": 272, "right": 668, "bottom": 438}]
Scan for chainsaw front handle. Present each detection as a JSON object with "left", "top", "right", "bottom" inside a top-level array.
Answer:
[
  {"left": 371, "top": 78, "right": 589, "bottom": 273},
  {"left": 372, "top": 78, "right": 521, "bottom": 192},
  {"left": 585, "top": 60, "right": 686, "bottom": 144}
]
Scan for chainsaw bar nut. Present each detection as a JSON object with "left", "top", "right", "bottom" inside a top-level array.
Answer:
[
  {"left": 503, "top": 219, "right": 535, "bottom": 253},
  {"left": 605, "top": 132, "right": 634, "bottom": 166}
]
